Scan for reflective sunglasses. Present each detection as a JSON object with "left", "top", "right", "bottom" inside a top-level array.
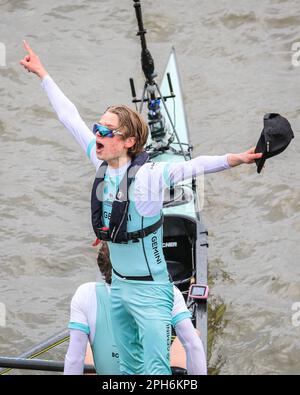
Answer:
[{"left": 93, "top": 123, "right": 123, "bottom": 138}]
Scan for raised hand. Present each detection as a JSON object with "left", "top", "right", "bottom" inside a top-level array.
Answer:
[
  {"left": 20, "top": 40, "right": 48, "bottom": 79},
  {"left": 227, "top": 147, "right": 263, "bottom": 167}
]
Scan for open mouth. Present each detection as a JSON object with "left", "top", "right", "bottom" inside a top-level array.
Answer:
[{"left": 96, "top": 142, "right": 104, "bottom": 151}]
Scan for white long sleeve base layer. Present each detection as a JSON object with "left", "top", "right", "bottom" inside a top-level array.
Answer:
[
  {"left": 64, "top": 330, "right": 88, "bottom": 375},
  {"left": 41, "top": 76, "right": 230, "bottom": 218},
  {"left": 174, "top": 319, "right": 207, "bottom": 375}
]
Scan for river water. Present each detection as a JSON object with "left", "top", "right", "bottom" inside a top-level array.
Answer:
[{"left": 0, "top": 0, "right": 299, "bottom": 375}]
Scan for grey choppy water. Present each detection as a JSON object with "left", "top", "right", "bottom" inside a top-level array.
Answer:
[{"left": 0, "top": 0, "right": 299, "bottom": 374}]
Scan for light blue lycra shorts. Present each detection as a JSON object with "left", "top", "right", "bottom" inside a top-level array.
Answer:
[{"left": 110, "top": 274, "right": 174, "bottom": 375}]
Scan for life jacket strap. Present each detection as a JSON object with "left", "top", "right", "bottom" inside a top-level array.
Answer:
[
  {"left": 126, "top": 216, "right": 163, "bottom": 241},
  {"left": 96, "top": 216, "right": 163, "bottom": 243}
]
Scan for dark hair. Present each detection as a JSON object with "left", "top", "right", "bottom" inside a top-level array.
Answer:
[{"left": 97, "top": 241, "right": 112, "bottom": 285}]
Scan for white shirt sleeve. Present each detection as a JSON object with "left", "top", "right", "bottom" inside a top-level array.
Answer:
[
  {"left": 68, "top": 283, "right": 97, "bottom": 342},
  {"left": 134, "top": 155, "right": 230, "bottom": 217},
  {"left": 174, "top": 319, "right": 207, "bottom": 375},
  {"left": 168, "top": 154, "right": 230, "bottom": 185},
  {"left": 64, "top": 329, "right": 89, "bottom": 375},
  {"left": 134, "top": 162, "right": 170, "bottom": 217},
  {"left": 41, "top": 75, "right": 101, "bottom": 169},
  {"left": 68, "top": 284, "right": 91, "bottom": 333},
  {"left": 64, "top": 283, "right": 97, "bottom": 375},
  {"left": 171, "top": 286, "right": 192, "bottom": 327},
  {"left": 171, "top": 286, "right": 207, "bottom": 375}
]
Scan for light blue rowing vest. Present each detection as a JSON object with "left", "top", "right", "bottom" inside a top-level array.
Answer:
[
  {"left": 102, "top": 169, "right": 169, "bottom": 282},
  {"left": 91, "top": 283, "right": 120, "bottom": 375}
]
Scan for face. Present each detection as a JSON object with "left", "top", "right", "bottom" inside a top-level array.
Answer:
[{"left": 95, "top": 111, "right": 135, "bottom": 168}]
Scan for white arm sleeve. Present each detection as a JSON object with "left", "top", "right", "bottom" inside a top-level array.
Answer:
[
  {"left": 41, "top": 75, "right": 100, "bottom": 168},
  {"left": 168, "top": 154, "right": 230, "bottom": 185},
  {"left": 68, "top": 283, "right": 97, "bottom": 342},
  {"left": 64, "top": 329, "right": 89, "bottom": 375},
  {"left": 171, "top": 286, "right": 192, "bottom": 326},
  {"left": 134, "top": 155, "right": 230, "bottom": 217},
  {"left": 174, "top": 319, "right": 207, "bottom": 375},
  {"left": 69, "top": 284, "right": 91, "bottom": 327}
]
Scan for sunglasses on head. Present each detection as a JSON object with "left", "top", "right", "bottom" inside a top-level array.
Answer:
[{"left": 93, "top": 124, "right": 123, "bottom": 138}]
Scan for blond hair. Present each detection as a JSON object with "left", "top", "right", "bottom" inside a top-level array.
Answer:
[{"left": 105, "top": 105, "right": 149, "bottom": 157}]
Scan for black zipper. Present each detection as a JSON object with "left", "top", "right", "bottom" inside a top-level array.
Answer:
[{"left": 112, "top": 201, "right": 129, "bottom": 242}]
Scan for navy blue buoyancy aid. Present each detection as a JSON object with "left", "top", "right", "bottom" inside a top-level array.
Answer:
[{"left": 91, "top": 151, "right": 163, "bottom": 244}]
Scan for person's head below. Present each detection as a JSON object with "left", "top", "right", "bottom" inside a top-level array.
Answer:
[
  {"left": 97, "top": 241, "right": 112, "bottom": 285},
  {"left": 94, "top": 105, "right": 149, "bottom": 168}
]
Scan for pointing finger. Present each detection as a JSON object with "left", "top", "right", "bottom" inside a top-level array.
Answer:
[{"left": 23, "top": 39, "right": 33, "bottom": 55}]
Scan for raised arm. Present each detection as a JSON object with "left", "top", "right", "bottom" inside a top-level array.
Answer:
[
  {"left": 167, "top": 148, "right": 263, "bottom": 185},
  {"left": 20, "top": 40, "right": 48, "bottom": 79},
  {"left": 134, "top": 148, "right": 263, "bottom": 217},
  {"left": 20, "top": 40, "right": 100, "bottom": 168}
]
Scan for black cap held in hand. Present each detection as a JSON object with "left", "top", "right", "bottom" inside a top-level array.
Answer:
[{"left": 255, "top": 113, "right": 294, "bottom": 174}]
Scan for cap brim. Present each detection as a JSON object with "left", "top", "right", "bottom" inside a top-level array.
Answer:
[
  {"left": 255, "top": 134, "right": 266, "bottom": 174},
  {"left": 256, "top": 156, "right": 266, "bottom": 174}
]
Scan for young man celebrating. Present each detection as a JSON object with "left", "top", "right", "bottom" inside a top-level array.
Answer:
[{"left": 20, "top": 41, "right": 262, "bottom": 375}]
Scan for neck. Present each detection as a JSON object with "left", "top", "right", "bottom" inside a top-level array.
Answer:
[{"left": 107, "top": 155, "right": 132, "bottom": 169}]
